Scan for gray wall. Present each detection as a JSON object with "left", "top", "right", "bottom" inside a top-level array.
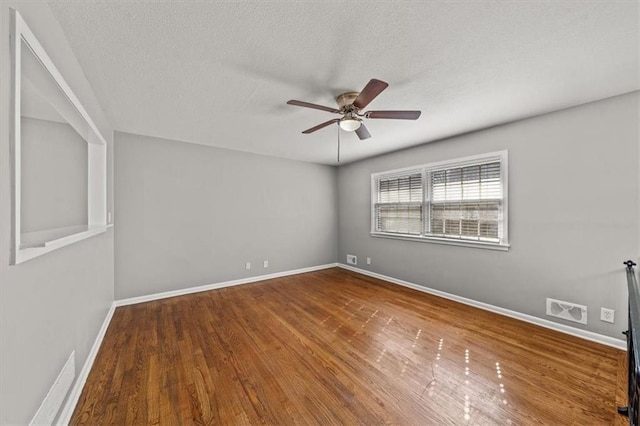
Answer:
[
  {"left": 338, "top": 92, "right": 639, "bottom": 338},
  {"left": 0, "top": 3, "right": 114, "bottom": 424},
  {"left": 21, "top": 117, "right": 88, "bottom": 233},
  {"left": 114, "top": 132, "right": 337, "bottom": 300}
]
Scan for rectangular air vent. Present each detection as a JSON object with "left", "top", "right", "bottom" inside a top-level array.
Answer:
[{"left": 546, "top": 298, "right": 587, "bottom": 325}]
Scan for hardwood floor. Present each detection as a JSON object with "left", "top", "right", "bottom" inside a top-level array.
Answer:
[{"left": 71, "top": 268, "right": 627, "bottom": 424}]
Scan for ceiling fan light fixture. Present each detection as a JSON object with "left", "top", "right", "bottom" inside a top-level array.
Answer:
[{"left": 339, "top": 116, "right": 361, "bottom": 132}]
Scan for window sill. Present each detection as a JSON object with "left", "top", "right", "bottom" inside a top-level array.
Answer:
[
  {"left": 370, "top": 232, "right": 510, "bottom": 251},
  {"left": 15, "top": 224, "right": 113, "bottom": 264}
]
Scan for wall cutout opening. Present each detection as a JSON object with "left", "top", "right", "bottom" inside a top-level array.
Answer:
[{"left": 10, "top": 9, "right": 108, "bottom": 264}]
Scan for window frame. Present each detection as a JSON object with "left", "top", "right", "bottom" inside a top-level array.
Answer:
[{"left": 370, "top": 151, "right": 509, "bottom": 251}]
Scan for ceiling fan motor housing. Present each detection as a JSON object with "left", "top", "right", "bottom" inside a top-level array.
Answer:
[{"left": 336, "top": 92, "right": 360, "bottom": 111}]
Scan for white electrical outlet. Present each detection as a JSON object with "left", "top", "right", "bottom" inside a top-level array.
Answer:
[
  {"left": 346, "top": 254, "right": 357, "bottom": 265},
  {"left": 600, "top": 307, "right": 615, "bottom": 323},
  {"left": 245, "top": 262, "right": 251, "bottom": 270},
  {"left": 263, "top": 260, "right": 269, "bottom": 268},
  {"left": 366, "top": 257, "right": 371, "bottom": 265}
]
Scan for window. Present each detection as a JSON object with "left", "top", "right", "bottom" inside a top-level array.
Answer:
[
  {"left": 371, "top": 151, "right": 508, "bottom": 250},
  {"left": 374, "top": 172, "right": 422, "bottom": 235}
]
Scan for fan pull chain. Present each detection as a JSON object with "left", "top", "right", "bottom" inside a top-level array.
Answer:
[{"left": 337, "top": 124, "right": 340, "bottom": 163}]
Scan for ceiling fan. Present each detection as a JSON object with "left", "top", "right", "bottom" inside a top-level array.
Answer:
[{"left": 287, "top": 79, "right": 421, "bottom": 140}]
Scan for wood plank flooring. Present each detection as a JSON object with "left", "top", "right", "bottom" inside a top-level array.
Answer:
[{"left": 71, "top": 268, "right": 628, "bottom": 424}]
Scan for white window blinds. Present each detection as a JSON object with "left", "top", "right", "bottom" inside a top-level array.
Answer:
[
  {"left": 374, "top": 172, "right": 422, "bottom": 235},
  {"left": 371, "top": 152, "right": 508, "bottom": 249},
  {"left": 430, "top": 162, "right": 501, "bottom": 242}
]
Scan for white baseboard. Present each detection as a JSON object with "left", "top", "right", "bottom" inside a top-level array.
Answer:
[
  {"left": 115, "top": 263, "right": 339, "bottom": 307},
  {"left": 30, "top": 351, "right": 75, "bottom": 425},
  {"left": 56, "top": 302, "right": 116, "bottom": 425},
  {"left": 338, "top": 264, "right": 626, "bottom": 351}
]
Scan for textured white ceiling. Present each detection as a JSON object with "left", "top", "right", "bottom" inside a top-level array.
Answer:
[{"left": 47, "top": 1, "right": 639, "bottom": 165}]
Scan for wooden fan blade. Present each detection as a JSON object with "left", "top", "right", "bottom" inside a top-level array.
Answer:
[
  {"left": 302, "top": 118, "right": 340, "bottom": 134},
  {"left": 367, "top": 110, "right": 421, "bottom": 120},
  {"left": 287, "top": 100, "right": 340, "bottom": 114},
  {"left": 353, "top": 79, "right": 389, "bottom": 109},
  {"left": 355, "top": 123, "right": 371, "bottom": 140}
]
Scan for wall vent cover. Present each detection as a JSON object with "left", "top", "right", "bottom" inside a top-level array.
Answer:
[{"left": 546, "top": 298, "right": 587, "bottom": 325}]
